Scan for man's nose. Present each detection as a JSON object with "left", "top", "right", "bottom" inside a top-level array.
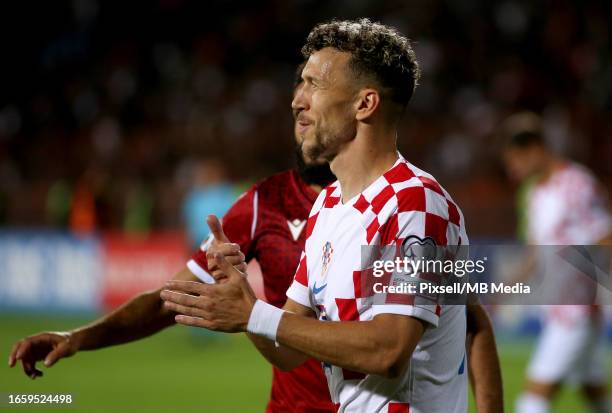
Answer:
[{"left": 291, "top": 86, "right": 308, "bottom": 113}]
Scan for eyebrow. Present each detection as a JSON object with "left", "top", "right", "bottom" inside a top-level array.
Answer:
[{"left": 303, "top": 73, "right": 326, "bottom": 87}]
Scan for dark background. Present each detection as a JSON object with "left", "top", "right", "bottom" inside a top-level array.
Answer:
[{"left": 0, "top": 0, "right": 610, "bottom": 237}]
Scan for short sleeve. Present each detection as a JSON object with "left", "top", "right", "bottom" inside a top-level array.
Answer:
[
  {"left": 187, "top": 187, "right": 257, "bottom": 283},
  {"left": 371, "top": 209, "right": 444, "bottom": 327},
  {"left": 569, "top": 176, "right": 612, "bottom": 243}
]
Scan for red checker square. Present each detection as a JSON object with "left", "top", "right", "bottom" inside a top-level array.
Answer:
[
  {"left": 384, "top": 163, "right": 415, "bottom": 184},
  {"left": 425, "top": 212, "right": 448, "bottom": 245},
  {"left": 366, "top": 218, "right": 381, "bottom": 244},
  {"left": 447, "top": 200, "right": 460, "bottom": 226},
  {"left": 324, "top": 195, "right": 341, "bottom": 208},
  {"left": 294, "top": 255, "right": 308, "bottom": 286},
  {"left": 419, "top": 176, "right": 443, "bottom": 196},
  {"left": 353, "top": 194, "right": 370, "bottom": 214},
  {"left": 335, "top": 298, "right": 359, "bottom": 321},
  {"left": 353, "top": 268, "right": 377, "bottom": 298},
  {"left": 388, "top": 402, "right": 410, "bottom": 412},
  {"left": 305, "top": 212, "right": 318, "bottom": 238},
  {"left": 371, "top": 185, "right": 395, "bottom": 214},
  {"left": 379, "top": 213, "right": 399, "bottom": 245},
  {"left": 397, "top": 186, "right": 426, "bottom": 213}
]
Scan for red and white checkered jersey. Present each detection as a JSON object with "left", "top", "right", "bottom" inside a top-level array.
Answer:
[
  {"left": 528, "top": 162, "right": 611, "bottom": 244},
  {"left": 286, "top": 154, "right": 469, "bottom": 413},
  {"left": 527, "top": 162, "right": 611, "bottom": 323}
]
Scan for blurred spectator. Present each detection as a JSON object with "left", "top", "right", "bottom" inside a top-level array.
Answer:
[
  {"left": 123, "top": 179, "right": 154, "bottom": 234},
  {"left": 69, "top": 165, "right": 112, "bottom": 234},
  {"left": 182, "top": 158, "right": 236, "bottom": 248},
  {"left": 0, "top": 1, "right": 609, "bottom": 238},
  {"left": 45, "top": 179, "right": 71, "bottom": 226}
]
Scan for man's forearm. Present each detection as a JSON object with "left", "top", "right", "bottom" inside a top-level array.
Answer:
[
  {"left": 273, "top": 313, "right": 423, "bottom": 378},
  {"left": 71, "top": 289, "right": 175, "bottom": 351},
  {"left": 467, "top": 305, "right": 503, "bottom": 412},
  {"left": 247, "top": 333, "right": 310, "bottom": 371}
]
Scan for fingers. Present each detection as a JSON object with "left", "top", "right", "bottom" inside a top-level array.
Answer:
[
  {"left": 15, "top": 340, "right": 31, "bottom": 362},
  {"left": 213, "top": 253, "right": 245, "bottom": 281},
  {"left": 210, "top": 269, "right": 229, "bottom": 283},
  {"left": 236, "top": 262, "right": 248, "bottom": 274},
  {"left": 163, "top": 301, "right": 206, "bottom": 319},
  {"left": 206, "top": 243, "right": 243, "bottom": 262},
  {"left": 21, "top": 359, "right": 42, "bottom": 380},
  {"left": 207, "top": 215, "right": 229, "bottom": 243},
  {"left": 8, "top": 340, "right": 22, "bottom": 367},
  {"left": 43, "top": 343, "right": 68, "bottom": 368},
  {"left": 164, "top": 280, "right": 209, "bottom": 296},
  {"left": 175, "top": 315, "right": 215, "bottom": 329},
  {"left": 160, "top": 290, "right": 201, "bottom": 307}
]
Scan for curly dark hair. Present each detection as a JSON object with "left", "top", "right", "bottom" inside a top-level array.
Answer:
[{"left": 302, "top": 18, "right": 420, "bottom": 110}]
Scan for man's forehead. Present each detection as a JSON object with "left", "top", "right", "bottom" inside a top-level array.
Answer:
[{"left": 303, "top": 48, "right": 351, "bottom": 81}]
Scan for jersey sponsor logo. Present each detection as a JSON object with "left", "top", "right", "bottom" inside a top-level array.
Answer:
[
  {"left": 286, "top": 219, "right": 306, "bottom": 241},
  {"left": 313, "top": 281, "right": 327, "bottom": 295},
  {"left": 321, "top": 241, "right": 334, "bottom": 278}
]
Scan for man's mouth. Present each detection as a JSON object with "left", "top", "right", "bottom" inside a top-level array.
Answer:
[{"left": 296, "top": 119, "right": 312, "bottom": 135}]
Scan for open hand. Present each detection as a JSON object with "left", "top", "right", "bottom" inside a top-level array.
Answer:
[{"left": 161, "top": 253, "right": 256, "bottom": 332}]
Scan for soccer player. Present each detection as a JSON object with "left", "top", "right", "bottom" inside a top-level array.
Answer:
[
  {"left": 8, "top": 38, "right": 501, "bottom": 413},
  {"left": 500, "top": 111, "right": 611, "bottom": 413},
  {"left": 162, "top": 19, "right": 490, "bottom": 412}
]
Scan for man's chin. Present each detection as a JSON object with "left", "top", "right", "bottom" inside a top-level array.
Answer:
[{"left": 295, "top": 146, "right": 335, "bottom": 187}]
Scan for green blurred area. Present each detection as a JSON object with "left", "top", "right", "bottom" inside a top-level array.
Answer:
[{"left": 0, "top": 315, "right": 609, "bottom": 412}]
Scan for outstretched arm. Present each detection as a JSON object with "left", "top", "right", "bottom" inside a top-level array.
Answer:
[
  {"left": 8, "top": 216, "right": 243, "bottom": 379},
  {"left": 7, "top": 267, "right": 197, "bottom": 379}
]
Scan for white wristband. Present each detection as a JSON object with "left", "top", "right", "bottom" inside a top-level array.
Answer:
[{"left": 247, "top": 299, "right": 285, "bottom": 341}]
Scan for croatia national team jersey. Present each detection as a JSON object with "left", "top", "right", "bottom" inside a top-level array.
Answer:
[
  {"left": 526, "top": 162, "right": 612, "bottom": 322},
  {"left": 527, "top": 162, "right": 611, "bottom": 245},
  {"left": 187, "top": 170, "right": 335, "bottom": 413},
  {"left": 286, "top": 154, "right": 469, "bottom": 413}
]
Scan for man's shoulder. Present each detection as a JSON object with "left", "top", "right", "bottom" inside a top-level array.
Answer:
[
  {"left": 385, "top": 159, "right": 460, "bottom": 212},
  {"left": 384, "top": 159, "right": 466, "bottom": 244},
  {"left": 557, "top": 162, "right": 598, "bottom": 188}
]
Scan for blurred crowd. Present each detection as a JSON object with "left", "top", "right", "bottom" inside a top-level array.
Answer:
[{"left": 0, "top": 0, "right": 610, "bottom": 237}]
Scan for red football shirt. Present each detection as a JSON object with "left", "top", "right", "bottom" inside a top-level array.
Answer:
[{"left": 188, "top": 170, "right": 335, "bottom": 413}]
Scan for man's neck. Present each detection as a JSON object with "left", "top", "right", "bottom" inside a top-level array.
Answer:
[{"left": 330, "top": 129, "right": 398, "bottom": 203}]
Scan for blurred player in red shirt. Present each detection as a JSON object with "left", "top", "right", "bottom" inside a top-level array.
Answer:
[
  {"left": 6, "top": 68, "right": 336, "bottom": 412},
  {"left": 502, "top": 112, "right": 611, "bottom": 413}
]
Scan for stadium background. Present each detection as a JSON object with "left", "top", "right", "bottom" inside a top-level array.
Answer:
[{"left": 0, "top": 1, "right": 610, "bottom": 412}]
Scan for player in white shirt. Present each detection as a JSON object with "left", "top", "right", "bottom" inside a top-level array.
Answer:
[
  {"left": 501, "top": 112, "right": 612, "bottom": 413},
  {"left": 160, "top": 19, "right": 481, "bottom": 412},
  {"left": 283, "top": 154, "right": 469, "bottom": 412}
]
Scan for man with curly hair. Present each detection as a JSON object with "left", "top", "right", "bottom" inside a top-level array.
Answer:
[{"left": 162, "top": 19, "right": 500, "bottom": 412}]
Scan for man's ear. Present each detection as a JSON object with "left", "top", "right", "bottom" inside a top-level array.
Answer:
[{"left": 355, "top": 89, "right": 380, "bottom": 122}]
